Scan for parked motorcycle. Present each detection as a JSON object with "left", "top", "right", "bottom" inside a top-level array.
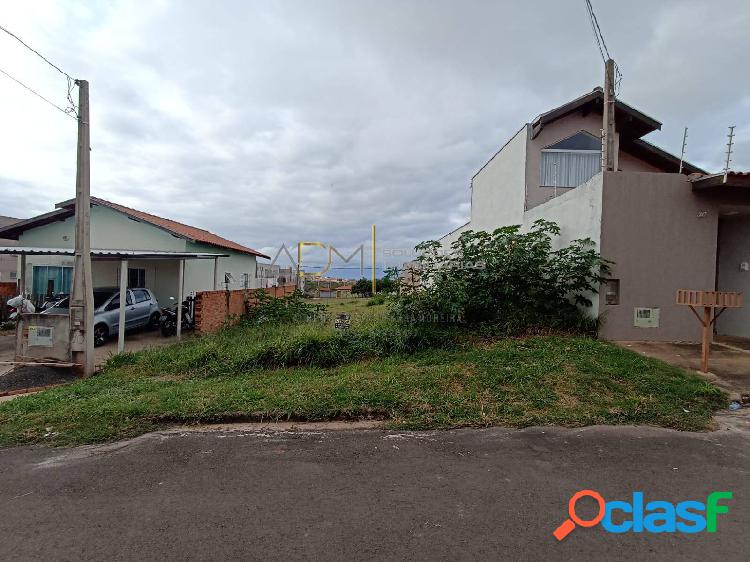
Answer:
[
  {"left": 159, "top": 296, "right": 195, "bottom": 337},
  {"left": 40, "top": 292, "right": 69, "bottom": 311}
]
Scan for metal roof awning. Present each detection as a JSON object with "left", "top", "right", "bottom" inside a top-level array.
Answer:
[
  {"left": 690, "top": 172, "right": 750, "bottom": 192},
  {"left": 0, "top": 247, "right": 229, "bottom": 260}
]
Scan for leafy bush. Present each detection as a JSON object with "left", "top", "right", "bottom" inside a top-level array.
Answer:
[
  {"left": 391, "top": 220, "right": 609, "bottom": 334},
  {"left": 367, "top": 294, "right": 387, "bottom": 306},
  {"left": 244, "top": 289, "right": 327, "bottom": 325},
  {"left": 351, "top": 268, "right": 401, "bottom": 297}
]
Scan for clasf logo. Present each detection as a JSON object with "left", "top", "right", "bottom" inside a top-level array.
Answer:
[{"left": 553, "top": 490, "right": 732, "bottom": 541}]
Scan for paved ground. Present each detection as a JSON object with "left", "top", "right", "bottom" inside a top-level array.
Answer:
[
  {"left": 1, "top": 420, "right": 748, "bottom": 561},
  {"left": 619, "top": 340, "right": 750, "bottom": 400}
]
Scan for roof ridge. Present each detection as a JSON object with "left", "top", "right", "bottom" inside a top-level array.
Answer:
[
  {"left": 55, "top": 196, "right": 270, "bottom": 259},
  {"left": 91, "top": 197, "right": 212, "bottom": 234}
]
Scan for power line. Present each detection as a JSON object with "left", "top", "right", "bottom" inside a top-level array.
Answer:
[
  {"left": 584, "top": 0, "right": 623, "bottom": 94},
  {"left": 0, "top": 65, "right": 77, "bottom": 120},
  {"left": 0, "top": 23, "right": 73, "bottom": 80},
  {"left": 0, "top": 23, "right": 78, "bottom": 117}
]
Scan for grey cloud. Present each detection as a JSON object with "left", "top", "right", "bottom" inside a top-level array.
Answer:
[{"left": 1, "top": 0, "right": 748, "bottom": 276}]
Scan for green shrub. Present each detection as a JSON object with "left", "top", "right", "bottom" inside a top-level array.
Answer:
[
  {"left": 392, "top": 220, "right": 610, "bottom": 335},
  {"left": 367, "top": 294, "right": 387, "bottom": 306},
  {"left": 245, "top": 289, "right": 327, "bottom": 325}
]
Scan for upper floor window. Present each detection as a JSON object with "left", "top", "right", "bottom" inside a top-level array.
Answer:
[{"left": 540, "top": 131, "right": 601, "bottom": 188}]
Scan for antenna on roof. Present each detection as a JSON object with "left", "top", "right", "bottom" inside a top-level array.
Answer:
[
  {"left": 678, "top": 127, "right": 688, "bottom": 174},
  {"left": 724, "top": 125, "right": 736, "bottom": 183}
]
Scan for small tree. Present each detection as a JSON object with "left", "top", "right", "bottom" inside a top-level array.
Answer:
[{"left": 351, "top": 278, "right": 372, "bottom": 297}]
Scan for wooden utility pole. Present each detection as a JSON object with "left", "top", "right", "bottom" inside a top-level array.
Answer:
[
  {"left": 69, "top": 79, "right": 94, "bottom": 376},
  {"left": 602, "top": 58, "right": 616, "bottom": 172}
]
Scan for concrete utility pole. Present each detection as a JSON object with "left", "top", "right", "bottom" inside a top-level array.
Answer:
[
  {"left": 69, "top": 79, "right": 94, "bottom": 376},
  {"left": 371, "top": 224, "right": 376, "bottom": 295},
  {"left": 602, "top": 58, "right": 616, "bottom": 172}
]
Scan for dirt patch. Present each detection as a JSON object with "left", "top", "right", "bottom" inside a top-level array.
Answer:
[{"left": 0, "top": 365, "right": 78, "bottom": 393}]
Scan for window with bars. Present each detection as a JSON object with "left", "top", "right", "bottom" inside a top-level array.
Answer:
[{"left": 540, "top": 131, "right": 602, "bottom": 188}]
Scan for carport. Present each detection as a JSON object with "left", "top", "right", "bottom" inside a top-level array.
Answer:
[{"left": 0, "top": 247, "right": 228, "bottom": 365}]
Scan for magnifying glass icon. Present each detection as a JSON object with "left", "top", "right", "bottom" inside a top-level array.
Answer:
[{"left": 553, "top": 490, "right": 606, "bottom": 541}]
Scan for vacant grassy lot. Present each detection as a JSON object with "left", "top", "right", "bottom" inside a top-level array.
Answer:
[{"left": 0, "top": 327, "right": 724, "bottom": 447}]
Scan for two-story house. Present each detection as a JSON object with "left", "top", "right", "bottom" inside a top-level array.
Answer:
[{"left": 439, "top": 87, "right": 750, "bottom": 341}]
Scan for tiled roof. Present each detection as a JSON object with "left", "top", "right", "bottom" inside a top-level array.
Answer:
[{"left": 57, "top": 197, "right": 270, "bottom": 259}]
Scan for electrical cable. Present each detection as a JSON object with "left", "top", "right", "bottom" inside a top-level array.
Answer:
[{"left": 0, "top": 65, "right": 76, "bottom": 120}]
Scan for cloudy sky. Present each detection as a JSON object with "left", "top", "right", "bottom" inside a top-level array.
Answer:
[{"left": 1, "top": 0, "right": 748, "bottom": 275}]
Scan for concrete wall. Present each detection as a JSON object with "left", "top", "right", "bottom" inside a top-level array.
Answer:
[
  {"left": 469, "top": 126, "right": 528, "bottom": 232},
  {"left": 716, "top": 216, "right": 750, "bottom": 338},
  {"left": 522, "top": 173, "right": 604, "bottom": 314},
  {"left": 599, "top": 172, "right": 719, "bottom": 341}
]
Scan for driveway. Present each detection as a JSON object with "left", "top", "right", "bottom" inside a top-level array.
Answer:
[
  {"left": 0, "top": 422, "right": 748, "bottom": 561},
  {"left": 619, "top": 340, "right": 750, "bottom": 400},
  {"left": 93, "top": 328, "right": 183, "bottom": 369}
]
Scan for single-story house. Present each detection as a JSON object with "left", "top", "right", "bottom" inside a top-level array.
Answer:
[
  {"left": 336, "top": 285, "right": 353, "bottom": 298},
  {"left": 0, "top": 197, "right": 270, "bottom": 306},
  {"left": 438, "top": 86, "right": 750, "bottom": 342},
  {"left": 319, "top": 286, "right": 336, "bottom": 298},
  {"left": 318, "top": 283, "right": 353, "bottom": 298}
]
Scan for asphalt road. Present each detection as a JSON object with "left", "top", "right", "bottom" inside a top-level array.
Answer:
[{"left": 1, "top": 421, "right": 748, "bottom": 561}]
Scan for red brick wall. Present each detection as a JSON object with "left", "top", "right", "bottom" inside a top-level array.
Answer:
[
  {"left": 0, "top": 282, "right": 16, "bottom": 298},
  {"left": 194, "top": 284, "right": 296, "bottom": 334}
]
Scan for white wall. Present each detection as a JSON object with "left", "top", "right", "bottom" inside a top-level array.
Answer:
[
  {"left": 185, "top": 242, "right": 258, "bottom": 294},
  {"left": 438, "top": 222, "right": 472, "bottom": 252},
  {"left": 470, "top": 125, "right": 528, "bottom": 233},
  {"left": 522, "top": 172, "right": 604, "bottom": 247},
  {"left": 716, "top": 216, "right": 750, "bottom": 338},
  {"left": 521, "top": 173, "right": 604, "bottom": 314}
]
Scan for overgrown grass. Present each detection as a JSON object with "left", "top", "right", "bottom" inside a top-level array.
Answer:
[
  {"left": 105, "top": 305, "right": 457, "bottom": 376},
  {"left": 0, "top": 334, "right": 725, "bottom": 447}
]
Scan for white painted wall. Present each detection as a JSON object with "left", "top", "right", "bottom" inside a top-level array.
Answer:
[
  {"left": 184, "top": 242, "right": 258, "bottom": 294},
  {"left": 522, "top": 172, "right": 604, "bottom": 247},
  {"left": 438, "top": 222, "right": 472, "bottom": 251},
  {"left": 716, "top": 216, "right": 750, "bottom": 338},
  {"left": 470, "top": 125, "right": 528, "bottom": 232},
  {"left": 521, "top": 173, "right": 605, "bottom": 314}
]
